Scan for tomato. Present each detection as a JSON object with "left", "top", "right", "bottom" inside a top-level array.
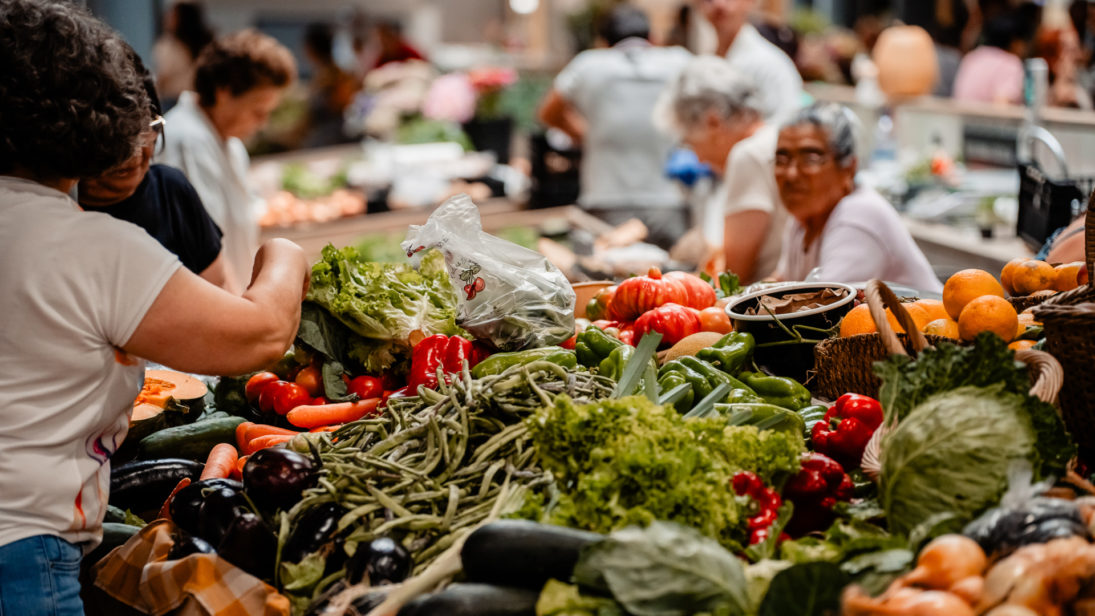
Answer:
[
  {"left": 312, "top": 396, "right": 329, "bottom": 406},
  {"left": 633, "top": 303, "right": 702, "bottom": 346},
  {"left": 698, "top": 306, "right": 733, "bottom": 333},
  {"left": 245, "top": 372, "right": 280, "bottom": 404},
  {"left": 260, "top": 381, "right": 312, "bottom": 415},
  {"left": 294, "top": 365, "right": 324, "bottom": 397},
  {"left": 347, "top": 375, "right": 383, "bottom": 400}
]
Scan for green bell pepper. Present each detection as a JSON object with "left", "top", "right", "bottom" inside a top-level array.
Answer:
[
  {"left": 737, "top": 371, "right": 812, "bottom": 411},
  {"left": 695, "top": 331, "right": 756, "bottom": 375},
  {"left": 726, "top": 388, "right": 764, "bottom": 404},
  {"left": 658, "top": 371, "right": 695, "bottom": 414},
  {"left": 712, "top": 402, "right": 807, "bottom": 435},
  {"left": 575, "top": 326, "right": 623, "bottom": 368},
  {"left": 471, "top": 347, "right": 577, "bottom": 378}
]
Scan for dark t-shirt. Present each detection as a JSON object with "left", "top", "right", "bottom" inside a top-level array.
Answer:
[{"left": 99, "top": 165, "right": 223, "bottom": 274}]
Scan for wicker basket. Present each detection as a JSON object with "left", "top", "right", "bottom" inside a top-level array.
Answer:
[
  {"left": 860, "top": 346, "right": 1064, "bottom": 479},
  {"left": 813, "top": 281, "right": 945, "bottom": 400},
  {"left": 1008, "top": 290, "right": 1059, "bottom": 313},
  {"left": 1034, "top": 192, "right": 1095, "bottom": 458}
]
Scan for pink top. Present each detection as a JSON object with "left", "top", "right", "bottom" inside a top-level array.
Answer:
[{"left": 953, "top": 46, "right": 1025, "bottom": 105}]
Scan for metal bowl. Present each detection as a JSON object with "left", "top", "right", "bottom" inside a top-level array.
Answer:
[{"left": 726, "top": 282, "right": 857, "bottom": 384}]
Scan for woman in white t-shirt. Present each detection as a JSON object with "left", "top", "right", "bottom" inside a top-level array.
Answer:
[
  {"left": 658, "top": 56, "right": 785, "bottom": 283},
  {"left": 771, "top": 103, "right": 942, "bottom": 293},
  {"left": 0, "top": 3, "right": 308, "bottom": 613}
]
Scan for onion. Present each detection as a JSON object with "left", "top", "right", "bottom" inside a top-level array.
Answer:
[
  {"left": 983, "top": 606, "right": 1040, "bottom": 616},
  {"left": 885, "top": 590, "right": 975, "bottom": 616},
  {"left": 904, "top": 535, "right": 987, "bottom": 590}
]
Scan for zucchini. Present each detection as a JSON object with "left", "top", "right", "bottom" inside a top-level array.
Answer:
[
  {"left": 461, "top": 520, "right": 601, "bottom": 590},
  {"left": 109, "top": 458, "right": 204, "bottom": 516},
  {"left": 397, "top": 584, "right": 539, "bottom": 616},
  {"left": 138, "top": 415, "right": 246, "bottom": 461},
  {"left": 85, "top": 523, "right": 142, "bottom": 567}
]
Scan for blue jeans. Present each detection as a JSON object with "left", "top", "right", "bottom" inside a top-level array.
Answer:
[{"left": 0, "top": 535, "right": 84, "bottom": 616}]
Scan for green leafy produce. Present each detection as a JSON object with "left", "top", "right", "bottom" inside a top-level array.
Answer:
[
  {"left": 757, "top": 562, "right": 848, "bottom": 616},
  {"left": 304, "top": 244, "right": 462, "bottom": 373},
  {"left": 572, "top": 521, "right": 750, "bottom": 616},
  {"left": 873, "top": 332, "right": 1073, "bottom": 477},
  {"left": 879, "top": 385, "right": 1041, "bottom": 536},
  {"left": 536, "top": 580, "right": 625, "bottom": 616},
  {"left": 280, "top": 162, "right": 347, "bottom": 199},
  {"left": 524, "top": 396, "right": 803, "bottom": 550}
]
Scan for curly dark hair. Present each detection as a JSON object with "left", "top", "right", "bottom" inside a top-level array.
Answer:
[
  {"left": 0, "top": 0, "right": 149, "bottom": 179},
  {"left": 194, "top": 29, "right": 296, "bottom": 107}
]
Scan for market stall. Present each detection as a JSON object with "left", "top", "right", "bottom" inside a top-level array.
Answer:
[{"left": 79, "top": 189, "right": 1095, "bottom": 616}]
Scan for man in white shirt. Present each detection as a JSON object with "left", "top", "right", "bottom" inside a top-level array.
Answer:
[
  {"left": 696, "top": 0, "right": 804, "bottom": 124},
  {"left": 539, "top": 5, "right": 693, "bottom": 249}
]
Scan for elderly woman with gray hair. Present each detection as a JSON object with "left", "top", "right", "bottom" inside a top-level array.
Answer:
[
  {"left": 660, "top": 56, "right": 785, "bottom": 283},
  {"left": 772, "top": 103, "right": 942, "bottom": 292}
]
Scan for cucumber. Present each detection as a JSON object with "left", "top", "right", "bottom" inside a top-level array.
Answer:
[
  {"left": 798, "top": 404, "right": 829, "bottom": 438},
  {"left": 110, "top": 458, "right": 204, "bottom": 515},
  {"left": 461, "top": 520, "right": 601, "bottom": 590},
  {"left": 397, "top": 584, "right": 539, "bottom": 616},
  {"left": 103, "top": 504, "right": 128, "bottom": 524},
  {"left": 138, "top": 415, "right": 246, "bottom": 461},
  {"left": 85, "top": 523, "right": 142, "bottom": 567}
]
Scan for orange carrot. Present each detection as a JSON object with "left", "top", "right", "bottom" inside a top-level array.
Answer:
[
  {"left": 287, "top": 398, "right": 381, "bottom": 429},
  {"left": 233, "top": 455, "right": 249, "bottom": 480},
  {"left": 200, "top": 443, "right": 239, "bottom": 480},
  {"left": 243, "top": 423, "right": 300, "bottom": 444},
  {"left": 309, "top": 424, "right": 342, "bottom": 433},
  {"left": 235, "top": 421, "right": 255, "bottom": 451},
  {"left": 244, "top": 434, "right": 294, "bottom": 455},
  {"left": 159, "top": 477, "right": 191, "bottom": 521}
]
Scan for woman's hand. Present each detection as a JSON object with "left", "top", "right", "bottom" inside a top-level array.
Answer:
[{"left": 124, "top": 239, "right": 311, "bottom": 376}]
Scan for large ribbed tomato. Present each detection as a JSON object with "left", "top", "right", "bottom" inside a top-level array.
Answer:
[
  {"left": 664, "top": 271, "right": 717, "bottom": 310},
  {"left": 633, "top": 303, "right": 702, "bottom": 346},
  {"left": 608, "top": 267, "right": 688, "bottom": 321}
]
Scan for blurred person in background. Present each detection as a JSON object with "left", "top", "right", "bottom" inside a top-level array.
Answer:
[
  {"left": 79, "top": 49, "right": 232, "bottom": 291},
  {"left": 538, "top": 4, "right": 692, "bottom": 250},
  {"left": 696, "top": 0, "right": 803, "bottom": 124},
  {"left": 153, "top": 1, "right": 213, "bottom": 111},
  {"left": 0, "top": 2, "right": 308, "bottom": 611},
  {"left": 157, "top": 30, "right": 297, "bottom": 290},
  {"left": 1034, "top": 24, "right": 1093, "bottom": 108},
  {"left": 928, "top": 0, "right": 972, "bottom": 97},
  {"left": 953, "top": 9, "right": 1033, "bottom": 104},
  {"left": 771, "top": 104, "right": 941, "bottom": 292},
  {"left": 658, "top": 57, "right": 784, "bottom": 283},
  {"left": 372, "top": 19, "right": 426, "bottom": 69},
  {"left": 301, "top": 22, "right": 360, "bottom": 147}
]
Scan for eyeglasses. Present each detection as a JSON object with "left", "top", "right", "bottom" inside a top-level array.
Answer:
[
  {"left": 774, "top": 150, "right": 830, "bottom": 171},
  {"left": 147, "top": 115, "right": 165, "bottom": 156}
]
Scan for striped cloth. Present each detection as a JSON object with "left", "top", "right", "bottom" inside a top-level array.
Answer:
[{"left": 92, "top": 519, "right": 290, "bottom": 616}]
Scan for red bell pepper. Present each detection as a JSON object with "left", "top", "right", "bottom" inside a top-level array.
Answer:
[
  {"left": 810, "top": 393, "right": 883, "bottom": 469},
  {"left": 405, "top": 335, "right": 485, "bottom": 393},
  {"left": 782, "top": 452, "right": 854, "bottom": 537}
]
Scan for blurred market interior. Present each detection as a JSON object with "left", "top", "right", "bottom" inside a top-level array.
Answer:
[{"left": 84, "top": 0, "right": 1095, "bottom": 287}]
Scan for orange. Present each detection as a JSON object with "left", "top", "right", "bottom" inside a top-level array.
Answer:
[
  {"left": 942, "top": 269, "right": 1005, "bottom": 320},
  {"left": 923, "top": 318, "right": 960, "bottom": 339},
  {"left": 1015, "top": 311, "right": 1041, "bottom": 337},
  {"left": 1053, "top": 261, "right": 1085, "bottom": 292},
  {"left": 1010, "top": 260, "right": 1056, "bottom": 295},
  {"left": 912, "top": 299, "right": 949, "bottom": 323},
  {"left": 886, "top": 303, "right": 932, "bottom": 334},
  {"left": 1009, "top": 340, "right": 1037, "bottom": 352},
  {"left": 1000, "top": 258, "right": 1028, "bottom": 295},
  {"left": 840, "top": 303, "right": 877, "bottom": 337},
  {"left": 958, "top": 295, "right": 1019, "bottom": 342}
]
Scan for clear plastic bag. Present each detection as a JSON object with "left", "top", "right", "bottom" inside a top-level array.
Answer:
[{"left": 402, "top": 194, "right": 575, "bottom": 351}]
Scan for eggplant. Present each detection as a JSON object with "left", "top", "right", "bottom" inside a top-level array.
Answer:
[
  {"left": 461, "top": 520, "right": 601, "bottom": 590},
  {"left": 397, "top": 584, "right": 538, "bottom": 616},
  {"left": 283, "top": 502, "right": 345, "bottom": 564},
  {"left": 170, "top": 478, "right": 244, "bottom": 536},
  {"left": 963, "top": 496, "right": 1091, "bottom": 558},
  {"left": 166, "top": 529, "right": 216, "bottom": 560},
  {"left": 217, "top": 511, "right": 277, "bottom": 581},
  {"left": 197, "top": 486, "right": 248, "bottom": 547},
  {"left": 243, "top": 447, "right": 316, "bottom": 511},
  {"left": 345, "top": 537, "right": 411, "bottom": 586},
  {"left": 109, "top": 458, "right": 204, "bottom": 516}
]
